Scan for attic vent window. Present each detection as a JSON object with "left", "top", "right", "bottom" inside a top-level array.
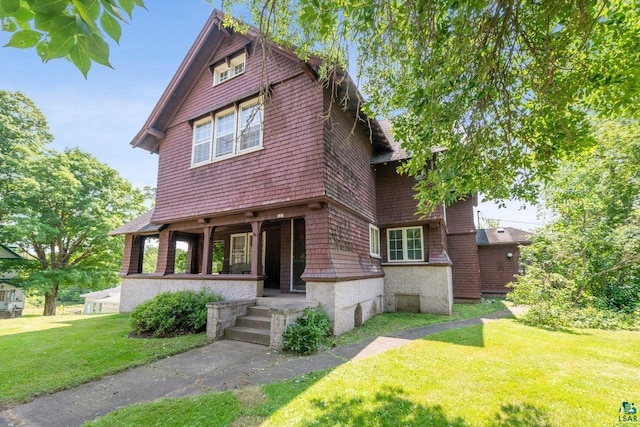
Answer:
[{"left": 213, "top": 53, "right": 246, "bottom": 86}]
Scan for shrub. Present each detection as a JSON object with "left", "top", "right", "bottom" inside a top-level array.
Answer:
[
  {"left": 129, "top": 289, "right": 223, "bottom": 338},
  {"left": 605, "top": 282, "right": 640, "bottom": 314},
  {"left": 282, "top": 307, "right": 333, "bottom": 354}
]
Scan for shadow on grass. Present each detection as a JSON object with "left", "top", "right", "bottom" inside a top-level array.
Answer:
[
  {"left": 302, "top": 386, "right": 467, "bottom": 426},
  {"left": 419, "top": 323, "right": 486, "bottom": 348},
  {"left": 516, "top": 319, "right": 593, "bottom": 336},
  {"left": 488, "top": 402, "right": 552, "bottom": 427}
]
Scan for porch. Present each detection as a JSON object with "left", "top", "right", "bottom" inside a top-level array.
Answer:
[{"left": 118, "top": 214, "right": 308, "bottom": 302}]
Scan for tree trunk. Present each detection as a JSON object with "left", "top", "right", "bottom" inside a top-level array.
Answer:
[{"left": 43, "top": 284, "right": 59, "bottom": 316}]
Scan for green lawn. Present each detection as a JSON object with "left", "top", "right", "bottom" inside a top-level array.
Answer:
[
  {"left": 336, "top": 299, "right": 507, "bottom": 345},
  {"left": 88, "top": 319, "right": 640, "bottom": 426},
  {"left": 0, "top": 314, "right": 209, "bottom": 408}
]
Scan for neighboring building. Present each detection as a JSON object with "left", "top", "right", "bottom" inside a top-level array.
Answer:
[
  {"left": 81, "top": 286, "right": 121, "bottom": 314},
  {"left": 112, "top": 10, "right": 490, "bottom": 341},
  {"left": 0, "top": 244, "right": 25, "bottom": 318},
  {"left": 476, "top": 227, "right": 531, "bottom": 296}
]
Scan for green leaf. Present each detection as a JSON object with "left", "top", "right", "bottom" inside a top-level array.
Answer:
[
  {"left": 102, "top": 2, "right": 126, "bottom": 22},
  {"left": 49, "top": 15, "right": 76, "bottom": 39},
  {"left": 100, "top": 10, "right": 120, "bottom": 43},
  {"left": 2, "top": 18, "right": 17, "bottom": 31},
  {"left": 36, "top": 39, "right": 48, "bottom": 59},
  {"left": 71, "top": 0, "right": 100, "bottom": 34},
  {"left": 118, "top": 0, "right": 133, "bottom": 18},
  {"left": 79, "top": 0, "right": 100, "bottom": 20},
  {"left": 0, "top": 0, "right": 20, "bottom": 14},
  {"left": 45, "top": 35, "right": 74, "bottom": 60},
  {"left": 69, "top": 43, "right": 91, "bottom": 77},
  {"left": 5, "top": 30, "right": 42, "bottom": 48},
  {"left": 77, "top": 32, "right": 111, "bottom": 67},
  {"left": 34, "top": 12, "right": 54, "bottom": 31},
  {"left": 10, "top": 5, "right": 35, "bottom": 22},
  {"left": 75, "top": 14, "right": 91, "bottom": 35},
  {"left": 29, "top": 0, "right": 67, "bottom": 15}
]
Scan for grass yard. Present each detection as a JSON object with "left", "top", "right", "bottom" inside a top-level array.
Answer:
[
  {"left": 0, "top": 314, "right": 209, "bottom": 408},
  {"left": 88, "top": 319, "right": 640, "bottom": 426},
  {"left": 336, "top": 299, "right": 507, "bottom": 345}
]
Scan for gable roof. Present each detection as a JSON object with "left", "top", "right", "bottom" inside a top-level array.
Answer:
[
  {"left": 0, "top": 244, "right": 22, "bottom": 260},
  {"left": 131, "top": 9, "right": 391, "bottom": 154},
  {"left": 476, "top": 227, "right": 532, "bottom": 246},
  {"left": 81, "top": 286, "right": 121, "bottom": 299},
  {"left": 109, "top": 209, "right": 165, "bottom": 236},
  {"left": 370, "top": 119, "right": 409, "bottom": 164}
]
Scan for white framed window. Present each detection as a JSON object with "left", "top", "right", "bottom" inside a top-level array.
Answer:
[
  {"left": 230, "top": 233, "right": 253, "bottom": 270},
  {"left": 214, "top": 108, "right": 236, "bottom": 158},
  {"left": 213, "top": 53, "right": 246, "bottom": 86},
  {"left": 387, "top": 226, "right": 424, "bottom": 262},
  {"left": 191, "top": 98, "right": 264, "bottom": 166},
  {"left": 229, "top": 231, "right": 267, "bottom": 274},
  {"left": 369, "top": 224, "right": 380, "bottom": 258},
  {"left": 239, "top": 100, "right": 263, "bottom": 151},
  {"left": 192, "top": 119, "right": 212, "bottom": 165}
]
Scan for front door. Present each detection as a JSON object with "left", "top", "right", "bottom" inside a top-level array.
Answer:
[
  {"left": 291, "top": 218, "right": 306, "bottom": 292},
  {"left": 264, "top": 226, "right": 281, "bottom": 289},
  {"left": 0, "top": 290, "right": 7, "bottom": 310}
]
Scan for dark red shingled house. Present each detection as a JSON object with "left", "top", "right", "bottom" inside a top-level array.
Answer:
[
  {"left": 112, "top": 10, "right": 503, "bottom": 341},
  {"left": 477, "top": 227, "right": 531, "bottom": 296}
]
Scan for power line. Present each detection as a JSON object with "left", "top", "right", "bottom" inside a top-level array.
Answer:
[{"left": 484, "top": 217, "right": 544, "bottom": 226}]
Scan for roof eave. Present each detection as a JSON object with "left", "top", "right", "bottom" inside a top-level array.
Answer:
[{"left": 130, "top": 10, "right": 227, "bottom": 153}]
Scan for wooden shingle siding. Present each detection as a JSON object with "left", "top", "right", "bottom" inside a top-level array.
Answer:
[
  {"left": 478, "top": 245, "right": 520, "bottom": 293},
  {"left": 152, "top": 55, "right": 325, "bottom": 223},
  {"left": 322, "top": 95, "right": 377, "bottom": 222},
  {"left": 327, "top": 204, "right": 382, "bottom": 278},
  {"left": 446, "top": 197, "right": 481, "bottom": 299},
  {"left": 169, "top": 33, "right": 302, "bottom": 127},
  {"left": 375, "top": 163, "right": 443, "bottom": 226}
]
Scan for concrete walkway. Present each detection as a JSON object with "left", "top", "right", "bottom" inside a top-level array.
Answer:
[{"left": 0, "top": 307, "right": 522, "bottom": 427}]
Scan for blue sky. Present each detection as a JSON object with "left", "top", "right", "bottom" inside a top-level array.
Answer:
[{"left": 0, "top": 1, "right": 541, "bottom": 230}]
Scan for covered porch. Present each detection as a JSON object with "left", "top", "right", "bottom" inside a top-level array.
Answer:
[{"left": 113, "top": 205, "right": 316, "bottom": 312}]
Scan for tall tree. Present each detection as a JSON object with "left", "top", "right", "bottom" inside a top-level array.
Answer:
[
  {"left": 4, "top": 2, "right": 639, "bottom": 211},
  {"left": 0, "top": 0, "right": 145, "bottom": 77},
  {"left": 0, "top": 89, "right": 52, "bottom": 218},
  {"left": 0, "top": 146, "right": 145, "bottom": 315},
  {"left": 509, "top": 119, "right": 640, "bottom": 328},
  {"left": 227, "top": 0, "right": 640, "bottom": 212}
]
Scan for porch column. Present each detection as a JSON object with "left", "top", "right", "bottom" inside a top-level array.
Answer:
[
  {"left": 121, "top": 234, "right": 143, "bottom": 275},
  {"left": 156, "top": 229, "right": 176, "bottom": 275},
  {"left": 250, "top": 220, "right": 263, "bottom": 276},
  {"left": 200, "top": 226, "right": 215, "bottom": 275}
]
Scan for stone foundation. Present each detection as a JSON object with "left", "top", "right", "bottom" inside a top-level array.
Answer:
[
  {"left": 119, "top": 275, "right": 264, "bottom": 312},
  {"left": 382, "top": 264, "right": 453, "bottom": 315},
  {"left": 306, "top": 277, "right": 384, "bottom": 335}
]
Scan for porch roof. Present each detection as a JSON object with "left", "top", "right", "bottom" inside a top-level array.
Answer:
[{"left": 109, "top": 209, "right": 165, "bottom": 236}]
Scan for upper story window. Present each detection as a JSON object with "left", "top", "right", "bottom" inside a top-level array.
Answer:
[
  {"left": 191, "top": 98, "right": 264, "bottom": 166},
  {"left": 213, "top": 53, "right": 246, "bottom": 86},
  {"left": 387, "top": 226, "right": 424, "bottom": 262},
  {"left": 369, "top": 224, "right": 381, "bottom": 258}
]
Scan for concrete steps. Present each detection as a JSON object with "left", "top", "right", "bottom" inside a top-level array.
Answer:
[{"left": 225, "top": 305, "right": 271, "bottom": 346}]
